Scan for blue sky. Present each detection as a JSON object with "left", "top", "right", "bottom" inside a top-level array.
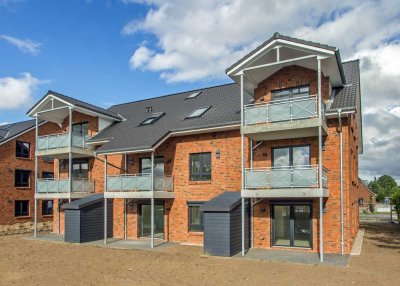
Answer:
[
  {"left": 0, "top": 0, "right": 229, "bottom": 123},
  {"left": 0, "top": 0, "right": 399, "bottom": 182}
]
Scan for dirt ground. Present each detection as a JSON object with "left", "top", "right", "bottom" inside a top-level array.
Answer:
[{"left": 0, "top": 222, "right": 399, "bottom": 286}]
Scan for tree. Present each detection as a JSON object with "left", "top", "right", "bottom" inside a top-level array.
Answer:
[
  {"left": 377, "top": 175, "right": 398, "bottom": 197},
  {"left": 392, "top": 188, "right": 400, "bottom": 224},
  {"left": 368, "top": 175, "right": 398, "bottom": 202}
]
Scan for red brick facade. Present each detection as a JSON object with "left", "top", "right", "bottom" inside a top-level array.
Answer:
[
  {"left": 47, "top": 65, "right": 360, "bottom": 255},
  {"left": 0, "top": 121, "right": 61, "bottom": 226}
]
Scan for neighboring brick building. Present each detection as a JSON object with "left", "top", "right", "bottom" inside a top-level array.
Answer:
[
  {"left": 357, "top": 178, "right": 376, "bottom": 208},
  {"left": 27, "top": 33, "right": 363, "bottom": 260},
  {"left": 0, "top": 120, "right": 60, "bottom": 232}
]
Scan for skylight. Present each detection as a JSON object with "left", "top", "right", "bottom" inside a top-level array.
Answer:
[
  {"left": 186, "top": 91, "right": 202, "bottom": 99},
  {"left": 186, "top": 107, "right": 210, "bottom": 119},
  {"left": 139, "top": 112, "right": 165, "bottom": 126}
]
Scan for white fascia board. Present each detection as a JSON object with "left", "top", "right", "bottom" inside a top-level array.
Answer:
[
  {"left": 28, "top": 94, "right": 73, "bottom": 117},
  {"left": 227, "top": 39, "right": 335, "bottom": 76}
]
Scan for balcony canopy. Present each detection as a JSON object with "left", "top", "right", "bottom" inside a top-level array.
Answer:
[
  {"left": 226, "top": 32, "right": 345, "bottom": 95},
  {"left": 26, "top": 90, "right": 123, "bottom": 125}
]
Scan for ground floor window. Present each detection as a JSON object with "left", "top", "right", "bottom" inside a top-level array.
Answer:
[
  {"left": 15, "top": 200, "right": 29, "bottom": 217},
  {"left": 42, "top": 200, "right": 53, "bottom": 216},
  {"left": 272, "top": 203, "right": 312, "bottom": 248},
  {"left": 139, "top": 204, "right": 164, "bottom": 239},
  {"left": 358, "top": 198, "right": 364, "bottom": 206},
  {"left": 188, "top": 202, "right": 204, "bottom": 232}
]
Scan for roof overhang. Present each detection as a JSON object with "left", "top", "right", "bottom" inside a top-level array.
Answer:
[
  {"left": 27, "top": 93, "right": 121, "bottom": 124},
  {"left": 226, "top": 39, "right": 345, "bottom": 95}
]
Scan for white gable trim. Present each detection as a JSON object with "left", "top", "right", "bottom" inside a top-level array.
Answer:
[{"left": 227, "top": 39, "right": 335, "bottom": 76}]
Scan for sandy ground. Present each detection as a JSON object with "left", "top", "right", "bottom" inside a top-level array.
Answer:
[{"left": 0, "top": 222, "right": 399, "bottom": 286}]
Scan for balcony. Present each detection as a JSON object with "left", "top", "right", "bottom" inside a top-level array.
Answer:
[
  {"left": 242, "top": 165, "right": 328, "bottom": 198},
  {"left": 105, "top": 174, "right": 174, "bottom": 199},
  {"left": 242, "top": 95, "right": 327, "bottom": 140},
  {"left": 36, "top": 178, "right": 94, "bottom": 199},
  {"left": 36, "top": 132, "right": 94, "bottom": 158}
]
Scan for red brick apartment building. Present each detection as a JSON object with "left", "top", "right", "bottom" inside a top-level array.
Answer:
[
  {"left": 26, "top": 33, "right": 363, "bottom": 261},
  {"left": 0, "top": 120, "right": 60, "bottom": 232}
]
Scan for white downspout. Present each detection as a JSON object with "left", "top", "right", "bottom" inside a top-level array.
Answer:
[
  {"left": 339, "top": 109, "right": 344, "bottom": 255},
  {"left": 34, "top": 115, "right": 39, "bottom": 238},
  {"left": 317, "top": 58, "right": 324, "bottom": 262},
  {"left": 124, "top": 153, "right": 127, "bottom": 240},
  {"left": 104, "top": 155, "right": 108, "bottom": 245},
  {"left": 240, "top": 72, "right": 246, "bottom": 256}
]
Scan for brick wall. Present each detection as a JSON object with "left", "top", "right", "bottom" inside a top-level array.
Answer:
[{"left": 0, "top": 121, "right": 61, "bottom": 226}]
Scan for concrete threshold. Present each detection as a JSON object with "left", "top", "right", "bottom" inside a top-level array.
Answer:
[{"left": 350, "top": 228, "right": 365, "bottom": 255}]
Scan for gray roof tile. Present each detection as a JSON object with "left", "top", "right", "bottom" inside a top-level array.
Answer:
[
  {"left": 91, "top": 83, "right": 252, "bottom": 153},
  {"left": 330, "top": 60, "right": 360, "bottom": 110},
  {"left": 0, "top": 119, "right": 37, "bottom": 144}
]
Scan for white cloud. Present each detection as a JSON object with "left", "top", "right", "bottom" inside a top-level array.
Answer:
[
  {"left": 0, "top": 73, "right": 45, "bottom": 110},
  {"left": 0, "top": 34, "right": 42, "bottom": 55},
  {"left": 129, "top": 46, "right": 154, "bottom": 68}
]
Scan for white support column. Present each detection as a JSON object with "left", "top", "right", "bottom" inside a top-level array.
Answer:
[
  {"left": 151, "top": 151, "right": 155, "bottom": 248},
  {"left": 240, "top": 72, "right": 246, "bottom": 256},
  {"left": 124, "top": 153, "right": 127, "bottom": 240},
  {"left": 317, "top": 58, "right": 324, "bottom": 262},
  {"left": 68, "top": 107, "right": 73, "bottom": 203},
  {"left": 58, "top": 199, "right": 61, "bottom": 234},
  {"left": 34, "top": 115, "right": 39, "bottom": 238},
  {"left": 104, "top": 155, "right": 108, "bottom": 244}
]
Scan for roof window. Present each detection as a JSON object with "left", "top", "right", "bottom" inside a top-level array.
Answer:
[
  {"left": 186, "top": 91, "right": 202, "bottom": 99},
  {"left": 186, "top": 107, "right": 210, "bottom": 119},
  {"left": 139, "top": 112, "right": 165, "bottom": 126}
]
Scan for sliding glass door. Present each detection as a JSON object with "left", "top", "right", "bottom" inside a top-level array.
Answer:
[
  {"left": 139, "top": 204, "right": 164, "bottom": 239},
  {"left": 272, "top": 203, "right": 312, "bottom": 248}
]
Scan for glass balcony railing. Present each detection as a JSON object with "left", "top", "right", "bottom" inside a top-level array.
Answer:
[
  {"left": 243, "top": 95, "right": 322, "bottom": 126},
  {"left": 36, "top": 178, "right": 94, "bottom": 194},
  {"left": 244, "top": 165, "right": 328, "bottom": 189},
  {"left": 106, "top": 174, "right": 174, "bottom": 192},
  {"left": 37, "top": 132, "right": 93, "bottom": 151}
]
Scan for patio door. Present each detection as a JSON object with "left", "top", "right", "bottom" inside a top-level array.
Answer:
[
  {"left": 272, "top": 203, "right": 312, "bottom": 248},
  {"left": 139, "top": 204, "right": 164, "bottom": 239}
]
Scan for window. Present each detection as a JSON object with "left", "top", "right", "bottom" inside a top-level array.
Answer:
[
  {"left": 72, "top": 122, "right": 89, "bottom": 136},
  {"left": 72, "top": 159, "right": 89, "bottom": 179},
  {"left": 358, "top": 198, "right": 364, "bottom": 206},
  {"left": 139, "top": 112, "right": 165, "bottom": 126},
  {"left": 272, "top": 85, "right": 310, "bottom": 101},
  {"left": 15, "top": 200, "right": 29, "bottom": 217},
  {"left": 15, "top": 170, "right": 30, "bottom": 187},
  {"left": 16, "top": 141, "right": 30, "bottom": 158},
  {"left": 139, "top": 157, "right": 164, "bottom": 175},
  {"left": 186, "top": 107, "right": 210, "bottom": 119},
  {"left": 190, "top": 152, "right": 211, "bottom": 181},
  {"left": 272, "top": 203, "right": 312, "bottom": 248},
  {"left": 42, "top": 172, "right": 54, "bottom": 179},
  {"left": 186, "top": 91, "right": 202, "bottom": 99},
  {"left": 188, "top": 203, "right": 204, "bottom": 232},
  {"left": 272, "top": 145, "right": 310, "bottom": 167},
  {"left": 42, "top": 200, "right": 53, "bottom": 216}
]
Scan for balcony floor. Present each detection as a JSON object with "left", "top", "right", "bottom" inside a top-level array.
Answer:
[
  {"left": 104, "top": 191, "right": 175, "bottom": 199},
  {"left": 242, "top": 117, "right": 327, "bottom": 141},
  {"left": 36, "top": 147, "right": 94, "bottom": 159},
  {"left": 35, "top": 192, "right": 94, "bottom": 199},
  {"left": 242, "top": 187, "right": 329, "bottom": 198}
]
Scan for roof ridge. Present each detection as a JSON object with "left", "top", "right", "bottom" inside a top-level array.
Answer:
[
  {"left": 342, "top": 59, "right": 360, "bottom": 64},
  {"left": 109, "top": 82, "right": 236, "bottom": 108}
]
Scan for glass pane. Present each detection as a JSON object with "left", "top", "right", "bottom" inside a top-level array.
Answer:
[
  {"left": 272, "top": 89, "right": 290, "bottom": 101},
  {"left": 201, "top": 153, "right": 211, "bottom": 176},
  {"left": 140, "top": 205, "right": 164, "bottom": 238},
  {"left": 292, "top": 146, "right": 310, "bottom": 166},
  {"left": 273, "top": 148, "right": 290, "bottom": 167},
  {"left": 154, "top": 157, "right": 164, "bottom": 175},
  {"left": 293, "top": 205, "right": 311, "bottom": 248},
  {"left": 190, "top": 206, "right": 202, "bottom": 231},
  {"left": 140, "top": 158, "right": 152, "bottom": 174},
  {"left": 274, "top": 205, "right": 291, "bottom": 246}
]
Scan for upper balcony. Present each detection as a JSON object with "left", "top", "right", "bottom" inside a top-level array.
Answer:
[
  {"left": 242, "top": 165, "right": 328, "bottom": 198},
  {"left": 242, "top": 95, "right": 327, "bottom": 141},
  {"left": 105, "top": 174, "right": 174, "bottom": 199},
  {"left": 36, "top": 178, "right": 95, "bottom": 199},
  {"left": 36, "top": 132, "right": 95, "bottom": 158}
]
